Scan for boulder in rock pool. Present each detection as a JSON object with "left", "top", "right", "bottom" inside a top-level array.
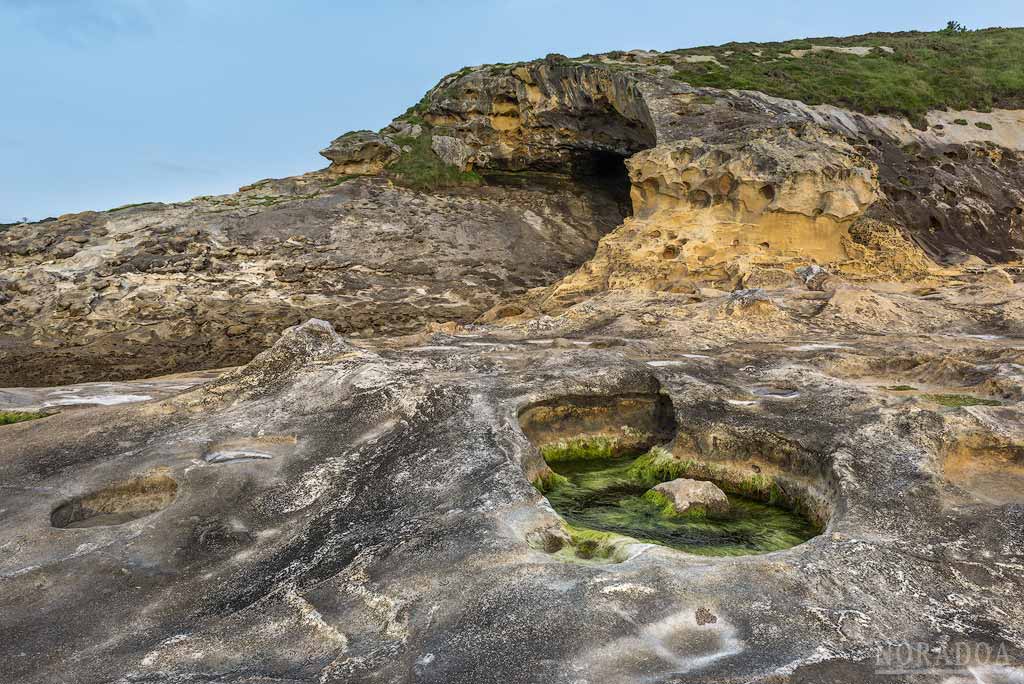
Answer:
[{"left": 648, "top": 478, "right": 730, "bottom": 517}]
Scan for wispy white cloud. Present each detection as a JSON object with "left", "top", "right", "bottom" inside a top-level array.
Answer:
[
  {"left": 1, "top": 0, "right": 153, "bottom": 45},
  {"left": 0, "top": 0, "right": 217, "bottom": 47}
]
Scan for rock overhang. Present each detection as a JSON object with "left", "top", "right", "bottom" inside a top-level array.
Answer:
[
  {"left": 420, "top": 61, "right": 658, "bottom": 172},
  {"left": 371, "top": 55, "right": 1024, "bottom": 282}
]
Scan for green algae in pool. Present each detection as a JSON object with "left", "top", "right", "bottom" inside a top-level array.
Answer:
[{"left": 544, "top": 455, "right": 819, "bottom": 556}]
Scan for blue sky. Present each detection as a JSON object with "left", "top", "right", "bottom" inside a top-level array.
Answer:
[{"left": 1, "top": 1, "right": 1021, "bottom": 221}]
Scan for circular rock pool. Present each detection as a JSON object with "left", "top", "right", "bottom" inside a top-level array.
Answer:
[{"left": 544, "top": 454, "right": 820, "bottom": 557}]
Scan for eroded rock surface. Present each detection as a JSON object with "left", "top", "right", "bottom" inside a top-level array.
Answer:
[
  {"left": 537, "top": 123, "right": 886, "bottom": 305},
  {"left": 0, "top": 175, "right": 622, "bottom": 385},
  {"left": 416, "top": 58, "right": 1024, "bottom": 267},
  {"left": 3, "top": 37, "right": 1024, "bottom": 684},
  {"left": 4, "top": 48, "right": 1024, "bottom": 383},
  {"left": 3, "top": 308, "right": 1023, "bottom": 683},
  {"left": 320, "top": 130, "right": 401, "bottom": 174}
]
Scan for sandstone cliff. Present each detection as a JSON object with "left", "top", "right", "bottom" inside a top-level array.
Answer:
[
  {"left": 3, "top": 29, "right": 1023, "bottom": 383},
  {"left": 394, "top": 54, "right": 1023, "bottom": 309}
]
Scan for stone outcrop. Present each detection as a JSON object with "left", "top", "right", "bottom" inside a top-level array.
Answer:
[
  {"left": 533, "top": 123, "right": 882, "bottom": 304},
  {"left": 430, "top": 135, "right": 474, "bottom": 171},
  {"left": 404, "top": 57, "right": 1024, "bottom": 290},
  {"left": 3, "top": 43, "right": 1024, "bottom": 385},
  {"left": 0, "top": 173, "right": 623, "bottom": 385},
  {"left": 319, "top": 130, "right": 400, "bottom": 174},
  {"left": 794, "top": 264, "right": 831, "bottom": 291},
  {"left": 420, "top": 60, "right": 656, "bottom": 173}
]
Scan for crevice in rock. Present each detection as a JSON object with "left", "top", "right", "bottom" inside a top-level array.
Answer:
[
  {"left": 570, "top": 149, "right": 634, "bottom": 218},
  {"left": 478, "top": 148, "right": 634, "bottom": 221}
]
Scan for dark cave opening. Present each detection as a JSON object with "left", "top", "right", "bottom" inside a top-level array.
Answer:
[
  {"left": 571, "top": 149, "right": 634, "bottom": 218},
  {"left": 481, "top": 147, "right": 634, "bottom": 222},
  {"left": 474, "top": 87, "right": 654, "bottom": 223}
]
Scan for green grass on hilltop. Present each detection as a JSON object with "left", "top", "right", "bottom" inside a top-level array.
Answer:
[{"left": 664, "top": 26, "right": 1024, "bottom": 126}]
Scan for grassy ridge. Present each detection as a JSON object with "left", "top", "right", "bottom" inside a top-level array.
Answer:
[{"left": 664, "top": 27, "right": 1024, "bottom": 125}]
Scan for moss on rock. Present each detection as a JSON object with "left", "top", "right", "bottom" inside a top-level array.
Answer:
[
  {"left": 0, "top": 411, "right": 48, "bottom": 426},
  {"left": 540, "top": 435, "right": 619, "bottom": 463}
]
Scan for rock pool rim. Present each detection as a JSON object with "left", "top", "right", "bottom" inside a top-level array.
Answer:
[{"left": 516, "top": 391, "right": 833, "bottom": 561}]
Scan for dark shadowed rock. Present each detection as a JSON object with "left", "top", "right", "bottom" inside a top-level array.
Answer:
[{"left": 795, "top": 264, "right": 832, "bottom": 291}]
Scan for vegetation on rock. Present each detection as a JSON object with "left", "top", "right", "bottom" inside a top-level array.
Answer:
[
  {"left": 664, "top": 27, "right": 1024, "bottom": 125},
  {"left": 560, "top": 524, "right": 631, "bottom": 561},
  {"left": 921, "top": 393, "right": 1003, "bottom": 407},
  {"left": 627, "top": 448, "right": 784, "bottom": 504},
  {"left": 386, "top": 133, "right": 482, "bottom": 191},
  {"left": 539, "top": 436, "right": 619, "bottom": 463},
  {"left": 324, "top": 174, "right": 359, "bottom": 187},
  {"left": 0, "top": 411, "right": 47, "bottom": 426},
  {"left": 530, "top": 469, "right": 569, "bottom": 494},
  {"left": 541, "top": 450, "right": 820, "bottom": 557},
  {"left": 641, "top": 488, "right": 715, "bottom": 520}
]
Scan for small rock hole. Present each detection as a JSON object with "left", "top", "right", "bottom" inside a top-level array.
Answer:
[
  {"left": 51, "top": 473, "right": 178, "bottom": 529},
  {"left": 688, "top": 189, "right": 712, "bottom": 208}
]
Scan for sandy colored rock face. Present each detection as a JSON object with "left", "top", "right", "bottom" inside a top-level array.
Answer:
[
  {"left": 536, "top": 124, "right": 883, "bottom": 303},
  {"left": 652, "top": 477, "right": 730, "bottom": 515},
  {"left": 319, "top": 130, "right": 400, "bottom": 174},
  {"left": 399, "top": 58, "right": 1024, "bottom": 319},
  {"left": 416, "top": 60, "right": 1024, "bottom": 267},
  {"left": 422, "top": 61, "right": 656, "bottom": 173}
]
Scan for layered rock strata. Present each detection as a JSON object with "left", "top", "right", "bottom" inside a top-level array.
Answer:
[{"left": 0, "top": 174, "right": 621, "bottom": 384}]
